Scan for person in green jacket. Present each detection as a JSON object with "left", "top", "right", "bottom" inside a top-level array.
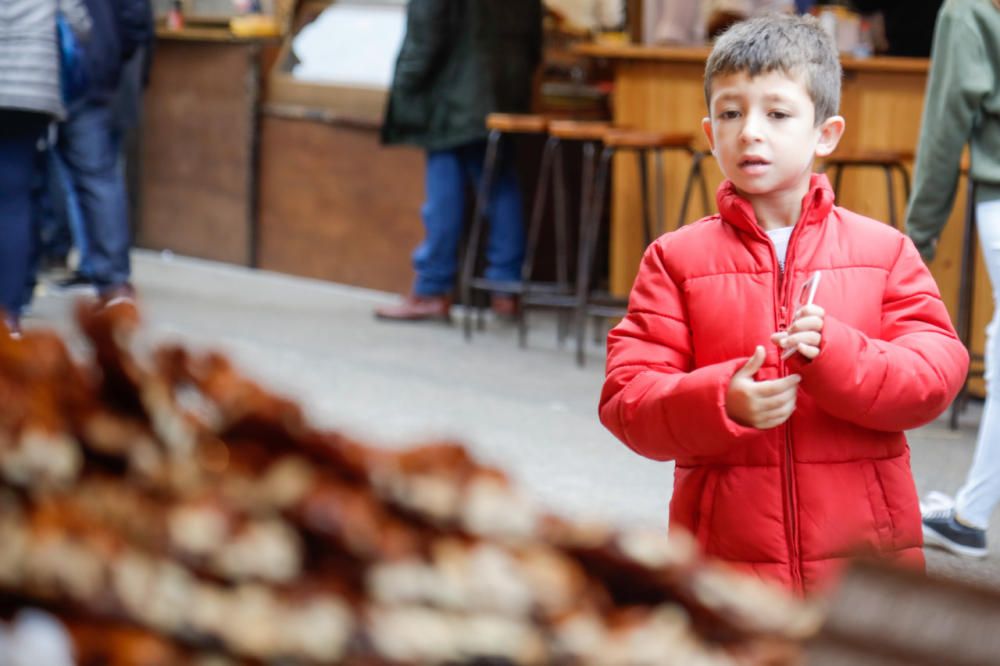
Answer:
[
  {"left": 375, "top": 0, "right": 543, "bottom": 322},
  {"left": 907, "top": 0, "right": 1000, "bottom": 559}
]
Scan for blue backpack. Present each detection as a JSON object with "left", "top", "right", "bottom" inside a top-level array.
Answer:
[{"left": 56, "top": 11, "right": 88, "bottom": 104}]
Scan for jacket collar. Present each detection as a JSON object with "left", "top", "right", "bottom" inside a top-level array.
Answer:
[{"left": 715, "top": 173, "right": 836, "bottom": 237}]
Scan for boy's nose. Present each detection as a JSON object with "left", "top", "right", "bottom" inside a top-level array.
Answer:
[{"left": 739, "top": 115, "right": 764, "bottom": 143}]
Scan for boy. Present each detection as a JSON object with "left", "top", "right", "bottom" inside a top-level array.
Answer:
[{"left": 599, "top": 15, "right": 969, "bottom": 594}]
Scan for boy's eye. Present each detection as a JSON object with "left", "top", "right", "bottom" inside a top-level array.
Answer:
[
  {"left": 718, "top": 110, "right": 741, "bottom": 120},
  {"left": 769, "top": 111, "right": 790, "bottom": 119}
]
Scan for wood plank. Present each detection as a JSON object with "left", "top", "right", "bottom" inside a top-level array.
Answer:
[
  {"left": 139, "top": 40, "right": 258, "bottom": 265},
  {"left": 256, "top": 116, "right": 425, "bottom": 294},
  {"left": 577, "top": 42, "right": 929, "bottom": 74}
]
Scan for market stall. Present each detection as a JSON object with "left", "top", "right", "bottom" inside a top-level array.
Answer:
[{"left": 576, "top": 42, "right": 987, "bottom": 394}]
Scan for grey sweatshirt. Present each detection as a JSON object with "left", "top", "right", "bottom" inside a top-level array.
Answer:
[
  {"left": 0, "top": 0, "right": 91, "bottom": 120},
  {"left": 906, "top": 0, "right": 1000, "bottom": 260}
]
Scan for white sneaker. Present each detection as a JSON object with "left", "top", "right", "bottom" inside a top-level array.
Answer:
[{"left": 920, "top": 490, "right": 954, "bottom": 516}]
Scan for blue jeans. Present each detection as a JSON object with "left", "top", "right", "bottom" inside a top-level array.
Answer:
[
  {"left": 0, "top": 111, "right": 47, "bottom": 316},
  {"left": 413, "top": 140, "right": 526, "bottom": 296},
  {"left": 59, "top": 100, "right": 130, "bottom": 290},
  {"left": 38, "top": 146, "right": 90, "bottom": 271}
]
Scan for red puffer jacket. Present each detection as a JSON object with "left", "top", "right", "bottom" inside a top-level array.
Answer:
[{"left": 599, "top": 175, "right": 969, "bottom": 594}]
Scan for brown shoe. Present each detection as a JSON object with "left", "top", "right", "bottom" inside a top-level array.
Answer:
[
  {"left": 2, "top": 314, "right": 20, "bottom": 340},
  {"left": 490, "top": 294, "right": 520, "bottom": 320},
  {"left": 98, "top": 282, "right": 137, "bottom": 309},
  {"left": 374, "top": 294, "right": 452, "bottom": 322}
]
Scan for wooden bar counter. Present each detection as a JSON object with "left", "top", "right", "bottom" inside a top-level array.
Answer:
[
  {"left": 140, "top": 27, "right": 280, "bottom": 266},
  {"left": 579, "top": 43, "right": 986, "bottom": 390}
]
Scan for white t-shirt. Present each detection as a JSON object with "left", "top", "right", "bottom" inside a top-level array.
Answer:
[{"left": 766, "top": 225, "right": 795, "bottom": 271}]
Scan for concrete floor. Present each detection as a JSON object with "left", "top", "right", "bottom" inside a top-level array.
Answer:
[{"left": 24, "top": 250, "right": 1000, "bottom": 590}]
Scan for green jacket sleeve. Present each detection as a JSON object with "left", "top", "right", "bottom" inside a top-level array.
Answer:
[
  {"left": 906, "top": 9, "right": 992, "bottom": 261},
  {"left": 392, "top": 0, "right": 453, "bottom": 93}
]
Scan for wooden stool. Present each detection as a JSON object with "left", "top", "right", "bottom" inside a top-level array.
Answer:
[
  {"left": 821, "top": 149, "right": 913, "bottom": 230},
  {"left": 517, "top": 119, "right": 614, "bottom": 349},
  {"left": 459, "top": 113, "right": 549, "bottom": 340},
  {"left": 572, "top": 129, "right": 710, "bottom": 366},
  {"left": 951, "top": 156, "right": 985, "bottom": 429}
]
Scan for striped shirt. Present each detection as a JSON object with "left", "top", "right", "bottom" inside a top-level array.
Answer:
[{"left": 0, "top": 0, "right": 91, "bottom": 120}]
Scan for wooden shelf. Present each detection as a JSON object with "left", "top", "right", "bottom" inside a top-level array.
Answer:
[
  {"left": 574, "top": 42, "right": 929, "bottom": 74},
  {"left": 155, "top": 25, "right": 281, "bottom": 43}
]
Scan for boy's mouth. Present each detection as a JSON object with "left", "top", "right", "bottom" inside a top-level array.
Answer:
[{"left": 739, "top": 157, "right": 770, "bottom": 167}]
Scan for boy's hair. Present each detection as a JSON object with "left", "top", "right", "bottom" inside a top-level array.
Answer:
[{"left": 704, "top": 14, "right": 842, "bottom": 125}]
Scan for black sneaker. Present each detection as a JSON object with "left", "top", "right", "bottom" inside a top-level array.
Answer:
[
  {"left": 55, "top": 272, "right": 94, "bottom": 290},
  {"left": 922, "top": 507, "right": 988, "bottom": 558}
]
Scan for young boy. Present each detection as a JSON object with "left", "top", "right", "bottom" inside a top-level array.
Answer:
[{"left": 599, "top": 15, "right": 969, "bottom": 595}]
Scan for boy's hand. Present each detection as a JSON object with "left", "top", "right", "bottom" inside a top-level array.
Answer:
[
  {"left": 726, "top": 346, "right": 801, "bottom": 429},
  {"left": 772, "top": 304, "right": 825, "bottom": 361}
]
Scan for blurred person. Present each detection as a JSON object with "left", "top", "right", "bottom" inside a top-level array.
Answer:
[
  {"left": 0, "top": 0, "right": 91, "bottom": 334},
  {"left": 908, "top": 0, "right": 1000, "bottom": 558},
  {"left": 704, "top": 0, "right": 795, "bottom": 38},
  {"left": 54, "top": 0, "right": 153, "bottom": 304},
  {"left": 647, "top": 0, "right": 704, "bottom": 44},
  {"left": 36, "top": 145, "right": 87, "bottom": 276},
  {"left": 600, "top": 15, "right": 967, "bottom": 593},
  {"left": 849, "top": 0, "right": 944, "bottom": 57},
  {"left": 375, "top": 0, "right": 542, "bottom": 322},
  {"left": 647, "top": 0, "right": 801, "bottom": 45}
]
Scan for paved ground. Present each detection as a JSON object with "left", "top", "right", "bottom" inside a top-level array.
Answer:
[{"left": 24, "top": 250, "right": 1000, "bottom": 590}]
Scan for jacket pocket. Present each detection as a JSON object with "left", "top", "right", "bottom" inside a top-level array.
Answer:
[
  {"left": 863, "top": 461, "right": 895, "bottom": 551},
  {"left": 387, "top": 90, "right": 430, "bottom": 133},
  {"left": 670, "top": 466, "right": 717, "bottom": 544},
  {"left": 695, "top": 469, "right": 720, "bottom": 546}
]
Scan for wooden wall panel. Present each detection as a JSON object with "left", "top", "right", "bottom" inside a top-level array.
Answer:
[
  {"left": 139, "top": 40, "right": 257, "bottom": 265},
  {"left": 256, "top": 116, "right": 425, "bottom": 294}
]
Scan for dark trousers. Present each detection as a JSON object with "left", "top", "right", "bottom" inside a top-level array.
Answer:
[
  {"left": 0, "top": 110, "right": 47, "bottom": 316},
  {"left": 413, "top": 140, "right": 525, "bottom": 296},
  {"left": 37, "top": 146, "right": 88, "bottom": 268},
  {"left": 59, "top": 99, "right": 131, "bottom": 290}
]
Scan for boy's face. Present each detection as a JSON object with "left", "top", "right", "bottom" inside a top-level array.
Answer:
[{"left": 702, "top": 70, "right": 844, "bottom": 206}]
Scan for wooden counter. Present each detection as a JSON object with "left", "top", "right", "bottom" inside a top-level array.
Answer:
[
  {"left": 579, "top": 43, "right": 986, "bottom": 392},
  {"left": 139, "top": 29, "right": 280, "bottom": 266}
]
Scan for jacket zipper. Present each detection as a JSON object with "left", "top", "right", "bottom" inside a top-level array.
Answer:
[{"left": 770, "top": 223, "right": 805, "bottom": 594}]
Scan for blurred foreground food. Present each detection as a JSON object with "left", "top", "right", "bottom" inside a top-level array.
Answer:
[{"left": 0, "top": 303, "right": 822, "bottom": 665}]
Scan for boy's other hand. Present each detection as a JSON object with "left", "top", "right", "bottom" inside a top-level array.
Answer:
[
  {"left": 771, "top": 304, "right": 825, "bottom": 360},
  {"left": 726, "top": 346, "right": 801, "bottom": 429}
]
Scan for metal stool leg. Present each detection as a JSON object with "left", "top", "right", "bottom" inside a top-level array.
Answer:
[
  {"left": 677, "top": 150, "right": 703, "bottom": 229},
  {"left": 951, "top": 177, "right": 979, "bottom": 430},
  {"left": 636, "top": 148, "right": 653, "bottom": 246},
  {"left": 551, "top": 140, "right": 573, "bottom": 345},
  {"left": 557, "top": 141, "right": 597, "bottom": 345},
  {"left": 653, "top": 149, "right": 665, "bottom": 237},
  {"left": 575, "top": 145, "right": 614, "bottom": 367},
  {"left": 884, "top": 165, "right": 898, "bottom": 230},
  {"left": 697, "top": 152, "right": 711, "bottom": 219},
  {"left": 462, "top": 129, "right": 502, "bottom": 340},
  {"left": 897, "top": 162, "right": 911, "bottom": 204},
  {"left": 518, "top": 135, "right": 557, "bottom": 348},
  {"left": 553, "top": 140, "right": 570, "bottom": 295}
]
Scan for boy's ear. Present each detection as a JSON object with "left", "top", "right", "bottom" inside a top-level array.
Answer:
[
  {"left": 702, "top": 117, "right": 716, "bottom": 152},
  {"left": 814, "top": 115, "right": 846, "bottom": 157}
]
